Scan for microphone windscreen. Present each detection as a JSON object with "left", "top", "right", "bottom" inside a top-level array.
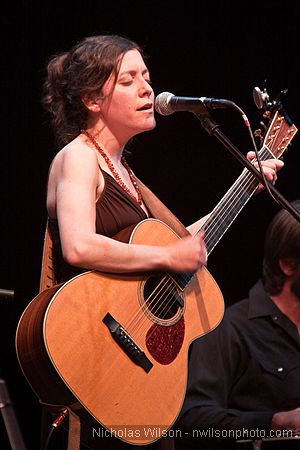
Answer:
[{"left": 154, "top": 92, "right": 174, "bottom": 116}]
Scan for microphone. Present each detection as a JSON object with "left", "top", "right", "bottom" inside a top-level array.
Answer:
[{"left": 155, "top": 91, "right": 236, "bottom": 116}]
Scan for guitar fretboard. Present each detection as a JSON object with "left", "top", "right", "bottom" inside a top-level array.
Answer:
[{"left": 171, "top": 145, "right": 274, "bottom": 291}]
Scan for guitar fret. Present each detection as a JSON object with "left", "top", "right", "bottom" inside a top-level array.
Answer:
[
  {"left": 171, "top": 272, "right": 194, "bottom": 290},
  {"left": 202, "top": 148, "right": 268, "bottom": 256},
  {"left": 170, "top": 154, "right": 262, "bottom": 289}
]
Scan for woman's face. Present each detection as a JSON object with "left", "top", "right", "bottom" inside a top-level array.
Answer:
[{"left": 99, "top": 49, "right": 156, "bottom": 140}]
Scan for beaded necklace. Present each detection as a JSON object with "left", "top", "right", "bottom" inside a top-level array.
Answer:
[{"left": 82, "top": 130, "right": 143, "bottom": 206}]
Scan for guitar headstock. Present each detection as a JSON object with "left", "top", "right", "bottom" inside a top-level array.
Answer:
[
  {"left": 263, "top": 110, "right": 298, "bottom": 159},
  {"left": 253, "top": 85, "right": 297, "bottom": 159}
]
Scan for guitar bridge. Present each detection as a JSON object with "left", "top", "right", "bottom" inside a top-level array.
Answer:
[{"left": 102, "top": 313, "right": 153, "bottom": 373}]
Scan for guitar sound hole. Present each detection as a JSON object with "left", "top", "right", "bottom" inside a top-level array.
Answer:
[{"left": 143, "top": 274, "right": 183, "bottom": 320}]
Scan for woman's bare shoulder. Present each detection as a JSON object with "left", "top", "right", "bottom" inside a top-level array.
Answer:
[{"left": 50, "top": 136, "right": 99, "bottom": 175}]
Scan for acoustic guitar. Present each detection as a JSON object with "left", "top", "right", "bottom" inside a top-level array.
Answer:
[{"left": 16, "top": 110, "right": 297, "bottom": 445}]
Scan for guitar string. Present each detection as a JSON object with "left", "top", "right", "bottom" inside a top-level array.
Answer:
[
  {"left": 124, "top": 146, "right": 269, "bottom": 339},
  {"left": 129, "top": 167, "right": 258, "bottom": 338},
  {"left": 125, "top": 142, "right": 281, "bottom": 339},
  {"left": 124, "top": 127, "right": 286, "bottom": 340},
  {"left": 149, "top": 125, "right": 288, "bottom": 326},
  {"left": 134, "top": 142, "right": 288, "bottom": 341},
  {"left": 125, "top": 179, "right": 254, "bottom": 341},
  {"left": 126, "top": 119, "right": 285, "bottom": 335},
  {"left": 202, "top": 125, "right": 286, "bottom": 253}
]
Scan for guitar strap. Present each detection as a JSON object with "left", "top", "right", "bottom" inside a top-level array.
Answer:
[
  {"left": 39, "top": 221, "right": 57, "bottom": 292},
  {"left": 136, "top": 177, "right": 190, "bottom": 239},
  {"left": 38, "top": 179, "right": 188, "bottom": 448}
]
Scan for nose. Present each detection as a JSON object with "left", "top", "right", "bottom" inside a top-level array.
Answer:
[{"left": 139, "top": 79, "right": 153, "bottom": 97}]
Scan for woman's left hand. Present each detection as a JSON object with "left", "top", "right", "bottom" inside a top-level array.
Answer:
[{"left": 247, "top": 151, "right": 284, "bottom": 191}]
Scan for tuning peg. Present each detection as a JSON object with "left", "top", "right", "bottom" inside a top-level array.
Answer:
[{"left": 254, "top": 129, "right": 262, "bottom": 138}]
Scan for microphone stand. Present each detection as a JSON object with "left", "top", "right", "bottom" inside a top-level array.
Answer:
[
  {"left": 0, "top": 378, "right": 27, "bottom": 449},
  {"left": 194, "top": 109, "right": 300, "bottom": 223}
]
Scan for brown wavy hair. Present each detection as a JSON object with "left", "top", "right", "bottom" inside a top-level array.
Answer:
[
  {"left": 42, "top": 35, "right": 142, "bottom": 147},
  {"left": 263, "top": 199, "right": 300, "bottom": 295}
]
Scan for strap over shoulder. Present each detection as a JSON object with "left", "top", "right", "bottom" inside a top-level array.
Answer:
[{"left": 136, "top": 178, "right": 190, "bottom": 238}]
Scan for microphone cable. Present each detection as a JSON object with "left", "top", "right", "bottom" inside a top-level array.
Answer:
[
  {"left": 43, "top": 408, "right": 68, "bottom": 450},
  {"left": 230, "top": 102, "right": 278, "bottom": 205}
]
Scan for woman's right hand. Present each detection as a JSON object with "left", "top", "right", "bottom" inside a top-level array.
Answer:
[{"left": 165, "top": 231, "right": 207, "bottom": 273}]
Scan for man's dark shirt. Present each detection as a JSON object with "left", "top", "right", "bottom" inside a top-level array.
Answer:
[{"left": 174, "top": 279, "right": 300, "bottom": 449}]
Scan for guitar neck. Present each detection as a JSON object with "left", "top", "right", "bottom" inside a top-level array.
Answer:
[
  {"left": 172, "top": 110, "right": 297, "bottom": 290},
  {"left": 171, "top": 146, "right": 273, "bottom": 290},
  {"left": 200, "top": 145, "right": 272, "bottom": 255}
]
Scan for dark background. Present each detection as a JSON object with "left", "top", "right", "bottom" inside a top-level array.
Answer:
[{"left": 2, "top": 1, "right": 299, "bottom": 448}]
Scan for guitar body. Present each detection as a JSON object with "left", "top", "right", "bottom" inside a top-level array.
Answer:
[{"left": 16, "top": 218, "right": 224, "bottom": 444}]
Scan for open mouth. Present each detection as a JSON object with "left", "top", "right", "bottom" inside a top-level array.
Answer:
[{"left": 137, "top": 103, "right": 153, "bottom": 111}]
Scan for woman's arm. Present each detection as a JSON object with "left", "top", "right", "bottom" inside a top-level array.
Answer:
[{"left": 48, "top": 144, "right": 206, "bottom": 274}]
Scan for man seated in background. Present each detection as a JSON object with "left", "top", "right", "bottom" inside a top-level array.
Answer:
[{"left": 174, "top": 200, "right": 300, "bottom": 450}]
